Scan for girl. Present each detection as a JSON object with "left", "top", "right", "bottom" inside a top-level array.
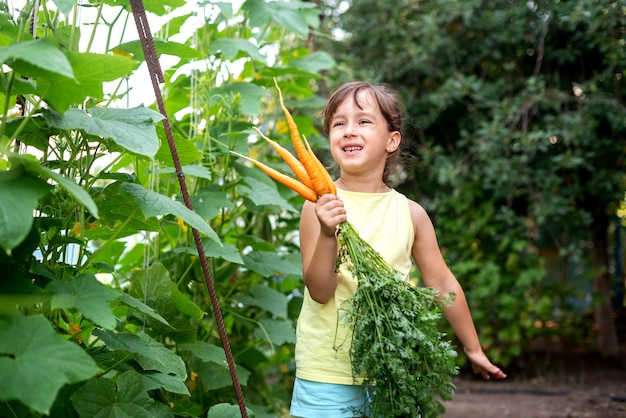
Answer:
[{"left": 290, "top": 81, "right": 506, "bottom": 417}]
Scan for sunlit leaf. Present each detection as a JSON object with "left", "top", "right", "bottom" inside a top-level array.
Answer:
[
  {"left": 210, "top": 82, "right": 269, "bottom": 116},
  {"left": 51, "top": 0, "right": 75, "bottom": 15},
  {"left": 155, "top": 132, "right": 202, "bottom": 166},
  {"left": 0, "top": 39, "right": 74, "bottom": 79},
  {"left": 141, "top": 0, "right": 187, "bottom": 16},
  {"left": 114, "top": 38, "right": 202, "bottom": 62},
  {"left": 43, "top": 107, "right": 163, "bottom": 159},
  {"left": 120, "top": 183, "right": 220, "bottom": 243},
  {"left": 0, "top": 315, "right": 99, "bottom": 414},
  {"left": 209, "top": 38, "right": 266, "bottom": 62},
  {"left": 153, "top": 165, "right": 212, "bottom": 181},
  {"left": 0, "top": 13, "right": 21, "bottom": 47}
]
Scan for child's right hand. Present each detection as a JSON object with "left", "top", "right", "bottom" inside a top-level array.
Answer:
[{"left": 315, "top": 194, "right": 347, "bottom": 238}]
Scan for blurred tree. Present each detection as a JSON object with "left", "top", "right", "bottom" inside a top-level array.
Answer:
[{"left": 317, "top": 0, "right": 625, "bottom": 361}]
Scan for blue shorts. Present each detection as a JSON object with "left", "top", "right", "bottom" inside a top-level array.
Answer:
[{"left": 290, "top": 377, "right": 372, "bottom": 418}]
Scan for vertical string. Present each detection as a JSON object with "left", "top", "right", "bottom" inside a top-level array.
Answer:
[{"left": 127, "top": 1, "right": 248, "bottom": 416}]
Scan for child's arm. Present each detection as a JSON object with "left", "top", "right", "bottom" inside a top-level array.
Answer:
[
  {"left": 299, "top": 194, "right": 347, "bottom": 304},
  {"left": 409, "top": 200, "right": 506, "bottom": 380}
]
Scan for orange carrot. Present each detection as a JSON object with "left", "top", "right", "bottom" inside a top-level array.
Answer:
[
  {"left": 231, "top": 151, "right": 318, "bottom": 202},
  {"left": 303, "top": 135, "right": 337, "bottom": 195},
  {"left": 253, "top": 127, "right": 315, "bottom": 191},
  {"left": 274, "top": 79, "right": 330, "bottom": 196}
]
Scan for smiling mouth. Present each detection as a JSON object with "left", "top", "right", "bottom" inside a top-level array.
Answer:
[{"left": 343, "top": 146, "right": 363, "bottom": 153}]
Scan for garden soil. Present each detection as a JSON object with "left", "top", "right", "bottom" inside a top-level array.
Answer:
[{"left": 442, "top": 339, "right": 626, "bottom": 418}]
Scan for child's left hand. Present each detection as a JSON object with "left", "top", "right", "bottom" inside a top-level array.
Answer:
[{"left": 464, "top": 348, "right": 507, "bottom": 380}]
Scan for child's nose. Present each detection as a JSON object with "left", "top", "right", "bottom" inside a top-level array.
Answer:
[{"left": 343, "top": 121, "right": 356, "bottom": 136}]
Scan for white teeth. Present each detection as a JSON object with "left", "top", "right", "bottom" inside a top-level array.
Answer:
[{"left": 344, "top": 146, "right": 362, "bottom": 152}]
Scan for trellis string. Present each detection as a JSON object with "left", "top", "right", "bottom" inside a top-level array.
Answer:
[{"left": 127, "top": 1, "right": 248, "bottom": 415}]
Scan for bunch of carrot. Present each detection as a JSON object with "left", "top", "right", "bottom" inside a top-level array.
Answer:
[
  {"left": 234, "top": 80, "right": 458, "bottom": 417},
  {"left": 231, "top": 80, "right": 335, "bottom": 202}
]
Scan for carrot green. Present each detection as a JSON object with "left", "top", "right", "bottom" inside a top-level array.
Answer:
[{"left": 337, "top": 221, "right": 459, "bottom": 417}]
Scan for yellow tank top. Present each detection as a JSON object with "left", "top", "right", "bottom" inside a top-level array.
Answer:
[{"left": 295, "top": 189, "right": 414, "bottom": 384}]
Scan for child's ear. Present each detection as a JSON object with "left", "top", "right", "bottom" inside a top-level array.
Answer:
[{"left": 386, "top": 131, "right": 401, "bottom": 153}]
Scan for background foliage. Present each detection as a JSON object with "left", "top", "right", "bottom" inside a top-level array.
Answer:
[{"left": 1, "top": 0, "right": 624, "bottom": 417}]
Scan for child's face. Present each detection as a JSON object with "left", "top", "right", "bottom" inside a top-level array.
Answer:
[{"left": 328, "top": 90, "right": 400, "bottom": 177}]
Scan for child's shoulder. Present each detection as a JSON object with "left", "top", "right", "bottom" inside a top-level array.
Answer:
[{"left": 400, "top": 194, "right": 432, "bottom": 225}]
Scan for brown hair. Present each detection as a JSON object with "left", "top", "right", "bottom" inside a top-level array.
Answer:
[{"left": 321, "top": 81, "right": 406, "bottom": 184}]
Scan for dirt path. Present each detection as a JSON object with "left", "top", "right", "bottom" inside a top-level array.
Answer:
[{"left": 442, "top": 343, "right": 626, "bottom": 418}]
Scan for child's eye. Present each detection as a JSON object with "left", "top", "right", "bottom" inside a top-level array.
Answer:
[
  {"left": 333, "top": 121, "right": 345, "bottom": 127},
  {"left": 359, "top": 119, "right": 371, "bottom": 124}
]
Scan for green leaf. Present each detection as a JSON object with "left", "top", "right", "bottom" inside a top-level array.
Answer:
[
  {"left": 51, "top": 0, "right": 75, "bottom": 15},
  {"left": 0, "top": 75, "right": 36, "bottom": 97},
  {"left": 129, "top": 263, "right": 205, "bottom": 321},
  {"left": 155, "top": 132, "right": 202, "bottom": 166},
  {"left": 3, "top": 115, "right": 52, "bottom": 151},
  {"left": 114, "top": 38, "right": 202, "bottom": 62},
  {"left": 43, "top": 107, "right": 163, "bottom": 159},
  {"left": 0, "top": 13, "right": 21, "bottom": 47},
  {"left": 209, "top": 38, "right": 266, "bottom": 62},
  {"left": 120, "top": 183, "right": 220, "bottom": 243},
  {"left": 242, "top": 250, "right": 302, "bottom": 277},
  {"left": 94, "top": 329, "right": 187, "bottom": 379},
  {"left": 140, "top": 0, "right": 187, "bottom": 16},
  {"left": 154, "top": 165, "right": 212, "bottom": 181},
  {"left": 140, "top": 371, "right": 190, "bottom": 395},
  {"left": 253, "top": 318, "right": 296, "bottom": 346},
  {"left": 0, "top": 39, "right": 75, "bottom": 79},
  {"left": 92, "top": 182, "right": 160, "bottom": 236},
  {"left": 47, "top": 274, "right": 120, "bottom": 330},
  {"left": 0, "top": 315, "right": 99, "bottom": 414},
  {"left": 210, "top": 82, "right": 269, "bottom": 116},
  {"left": 175, "top": 239, "right": 244, "bottom": 264},
  {"left": 290, "top": 51, "right": 336, "bottom": 74},
  {"left": 234, "top": 285, "right": 289, "bottom": 318},
  {"left": 182, "top": 341, "right": 228, "bottom": 365},
  {"left": 239, "top": 177, "right": 297, "bottom": 212},
  {"left": 71, "top": 370, "right": 173, "bottom": 418},
  {"left": 191, "top": 190, "right": 234, "bottom": 221},
  {"left": 207, "top": 403, "right": 256, "bottom": 418},
  {"left": 205, "top": 239, "right": 244, "bottom": 263},
  {"left": 40, "top": 51, "right": 139, "bottom": 112},
  {"left": 195, "top": 360, "right": 251, "bottom": 391},
  {"left": 118, "top": 293, "right": 171, "bottom": 327},
  {"left": 243, "top": 0, "right": 315, "bottom": 37},
  {"left": 0, "top": 167, "right": 52, "bottom": 251},
  {"left": 9, "top": 154, "right": 99, "bottom": 218}
]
